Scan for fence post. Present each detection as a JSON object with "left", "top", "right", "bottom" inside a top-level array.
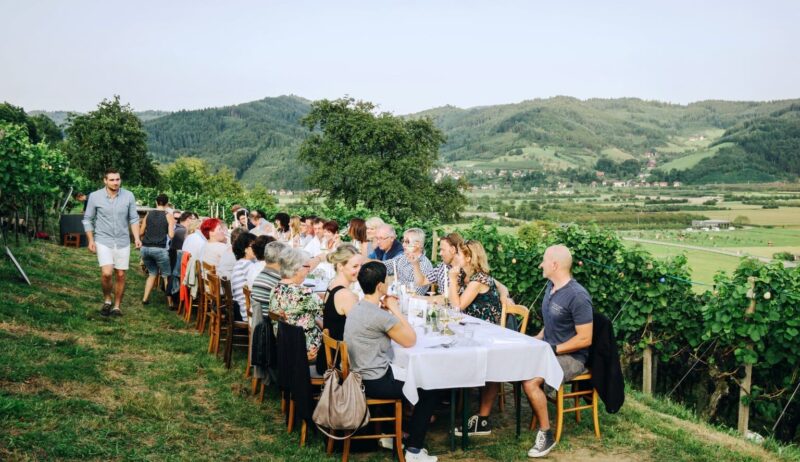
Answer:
[
  {"left": 643, "top": 314, "right": 654, "bottom": 395},
  {"left": 431, "top": 229, "right": 438, "bottom": 262},
  {"left": 738, "top": 276, "right": 757, "bottom": 436}
]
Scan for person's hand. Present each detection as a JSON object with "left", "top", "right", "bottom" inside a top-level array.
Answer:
[
  {"left": 448, "top": 265, "right": 461, "bottom": 279},
  {"left": 381, "top": 295, "right": 400, "bottom": 314},
  {"left": 134, "top": 239, "right": 143, "bottom": 249},
  {"left": 407, "top": 247, "right": 422, "bottom": 264},
  {"left": 88, "top": 241, "right": 96, "bottom": 253},
  {"left": 307, "top": 345, "right": 318, "bottom": 362}
]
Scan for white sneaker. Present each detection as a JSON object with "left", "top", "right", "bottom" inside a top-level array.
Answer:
[
  {"left": 405, "top": 448, "right": 438, "bottom": 462},
  {"left": 378, "top": 437, "right": 394, "bottom": 450}
]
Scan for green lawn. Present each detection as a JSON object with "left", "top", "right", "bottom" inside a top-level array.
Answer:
[{"left": 2, "top": 241, "right": 797, "bottom": 461}]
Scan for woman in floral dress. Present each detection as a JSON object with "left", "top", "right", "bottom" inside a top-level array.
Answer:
[
  {"left": 269, "top": 248, "right": 323, "bottom": 361},
  {"left": 447, "top": 240, "right": 506, "bottom": 324}
]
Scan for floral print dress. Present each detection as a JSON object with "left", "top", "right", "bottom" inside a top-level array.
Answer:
[
  {"left": 464, "top": 272, "right": 502, "bottom": 325},
  {"left": 269, "top": 283, "right": 323, "bottom": 352}
]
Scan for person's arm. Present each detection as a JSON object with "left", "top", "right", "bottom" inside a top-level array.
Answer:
[
  {"left": 128, "top": 193, "right": 141, "bottom": 249},
  {"left": 82, "top": 193, "right": 97, "bottom": 253},
  {"left": 535, "top": 327, "right": 545, "bottom": 340},
  {"left": 166, "top": 212, "right": 176, "bottom": 239},
  {"left": 333, "top": 288, "right": 359, "bottom": 316},
  {"left": 383, "top": 295, "right": 416, "bottom": 347},
  {"left": 139, "top": 212, "right": 148, "bottom": 237},
  {"left": 495, "top": 279, "right": 514, "bottom": 306},
  {"left": 450, "top": 280, "right": 484, "bottom": 310},
  {"left": 553, "top": 322, "right": 593, "bottom": 354}
]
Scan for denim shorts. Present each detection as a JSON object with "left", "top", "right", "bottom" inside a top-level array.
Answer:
[{"left": 141, "top": 246, "right": 171, "bottom": 276}]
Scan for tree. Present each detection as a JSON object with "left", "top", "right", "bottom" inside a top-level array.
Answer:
[
  {"left": 298, "top": 98, "right": 466, "bottom": 223},
  {"left": 161, "top": 156, "right": 246, "bottom": 202},
  {"left": 64, "top": 96, "right": 159, "bottom": 186},
  {"left": 30, "top": 114, "right": 63, "bottom": 146},
  {"left": 0, "top": 102, "right": 39, "bottom": 143}
]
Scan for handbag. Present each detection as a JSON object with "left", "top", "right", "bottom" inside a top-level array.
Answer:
[{"left": 312, "top": 346, "right": 370, "bottom": 439}]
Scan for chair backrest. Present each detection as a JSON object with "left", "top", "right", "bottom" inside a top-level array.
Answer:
[
  {"left": 202, "top": 261, "right": 217, "bottom": 275},
  {"left": 194, "top": 259, "right": 205, "bottom": 294},
  {"left": 219, "top": 277, "right": 235, "bottom": 325},
  {"left": 501, "top": 303, "right": 530, "bottom": 335},
  {"left": 205, "top": 272, "right": 221, "bottom": 307},
  {"left": 242, "top": 285, "right": 253, "bottom": 320},
  {"left": 268, "top": 311, "right": 283, "bottom": 323},
  {"left": 321, "top": 329, "right": 350, "bottom": 377}
]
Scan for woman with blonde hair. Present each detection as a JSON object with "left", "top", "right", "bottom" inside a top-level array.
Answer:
[
  {"left": 364, "top": 216, "right": 385, "bottom": 257},
  {"left": 447, "top": 240, "right": 502, "bottom": 324},
  {"left": 315, "top": 244, "right": 364, "bottom": 373},
  {"left": 289, "top": 215, "right": 302, "bottom": 247}
]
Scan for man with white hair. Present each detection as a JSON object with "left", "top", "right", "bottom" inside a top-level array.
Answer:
[
  {"left": 523, "top": 244, "right": 593, "bottom": 458},
  {"left": 368, "top": 224, "right": 404, "bottom": 261},
  {"left": 382, "top": 228, "right": 433, "bottom": 295}
]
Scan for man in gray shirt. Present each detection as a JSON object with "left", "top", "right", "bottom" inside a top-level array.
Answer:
[{"left": 82, "top": 168, "right": 141, "bottom": 317}]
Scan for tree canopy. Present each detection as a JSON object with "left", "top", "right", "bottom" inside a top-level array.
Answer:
[
  {"left": 65, "top": 96, "right": 159, "bottom": 186},
  {"left": 298, "top": 98, "right": 466, "bottom": 224}
]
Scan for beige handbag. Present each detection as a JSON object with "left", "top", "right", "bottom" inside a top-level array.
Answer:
[{"left": 312, "top": 346, "right": 370, "bottom": 439}]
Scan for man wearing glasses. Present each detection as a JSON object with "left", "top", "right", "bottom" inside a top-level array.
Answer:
[
  {"left": 368, "top": 224, "right": 404, "bottom": 261},
  {"left": 380, "top": 227, "right": 433, "bottom": 295}
]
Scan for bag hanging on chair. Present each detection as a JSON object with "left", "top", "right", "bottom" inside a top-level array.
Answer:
[{"left": 312, "top": 346, "right": 370, "bottom": 439}]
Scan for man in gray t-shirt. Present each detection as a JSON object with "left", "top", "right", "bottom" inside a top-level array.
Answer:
[
  {"left": 523, "top": 245, "right": 593, "bottom": 459},
  {"left": 343, "top": 262, "right": 440, "bottom": 462}
]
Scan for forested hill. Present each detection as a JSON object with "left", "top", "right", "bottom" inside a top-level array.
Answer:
[
  {"left": 143, "top": 95, "right": 312, "bottom": 190},
  {"left": 137, "top": 96, "right": 799, "bottom": 189},
  {"left": 652, "top": 104, "right": 800, "bottom": 184}
]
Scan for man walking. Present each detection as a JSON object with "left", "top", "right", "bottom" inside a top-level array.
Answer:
[
  {"left": 82, "top": 168, "right": 142, "bottom": 317},
  {"left": 523, "top": 245, "right": 593, "bottom": 458}
]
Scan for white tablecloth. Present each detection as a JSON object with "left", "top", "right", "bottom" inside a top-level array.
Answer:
[{"left": 390, "top": 314, "right": 564, "bottom": 404}]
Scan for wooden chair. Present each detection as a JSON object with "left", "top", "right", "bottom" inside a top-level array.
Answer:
[
  {"left": 320, "top": 330, "right": 405, "bottom": 462},
  {"left": 256, "top": 311, "right": 284, "bottom": 403},
  {"left": 197, "top": 262, "right": 217, "bottom": 333},
  {"left": 216, "top": 278, "right": 251, "bottom": 369},
  {"left": 63, "top": 233, "right": 81, "bottom": 248},
  {"left": 205, "top": 273, "right": 223, "bottom": 355},
  {"left": 243, "top": 285, "right": 253, "bottom": 379},
  {"left": 498, "top": 303, "right": 531, "bottom": 412},
  {"left": 529, "top": 372, "right": 601, "bottom": 443}
]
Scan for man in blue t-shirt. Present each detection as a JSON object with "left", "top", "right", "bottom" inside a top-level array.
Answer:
[{"left": 523, "top": 245, "right": 593, "bottom": 458}]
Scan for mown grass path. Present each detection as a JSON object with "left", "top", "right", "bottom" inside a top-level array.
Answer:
[{"left": 2, "top": 242, "right": 797, "bottom": 461}]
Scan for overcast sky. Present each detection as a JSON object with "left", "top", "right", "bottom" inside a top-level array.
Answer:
[{"left": 2, "top": 0, "right": 798, "bottom": 115}]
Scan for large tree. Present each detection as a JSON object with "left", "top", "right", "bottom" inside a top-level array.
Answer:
[
  {"left": 65, "top": 96, "right": 159, "bottom": 186},
  {"left": 298, "top": 98, "right": 465, "bottom": 223}
]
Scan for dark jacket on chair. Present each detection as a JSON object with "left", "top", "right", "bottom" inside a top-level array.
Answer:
[
  {"left": 277, "top": 321, "right": 314, "bottom": 426},
  {"left": 585, "top": 311, "right": 625, "bottom": 413},
  {"left": 251, "top": 317, "right": 277, "bottom": 371}
]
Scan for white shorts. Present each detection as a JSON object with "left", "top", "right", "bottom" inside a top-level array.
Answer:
[{"left": 96, "top": 243, "right": 131, "bottom": 270}]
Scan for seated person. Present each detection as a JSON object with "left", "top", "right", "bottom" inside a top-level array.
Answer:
[
  {"left": 383, "top": 228, "right": 432, "bottom": 295},
  {"left": 368, "top": 224, "right": 403, "bottom": 261},
  {"left": 409, "top": 232, "right": 464, "bottom": 295},
  {"left": 344, "top": 262, "right": 439, "bottom": 462},
  {"left": 523, "top": 245, "right": 593, "bottom": 458},
  {"left": 269, "top": 248, "right": 323, "bottom": 361},
  {"left": 230, "top": 232, "right": 257, "bottom": 321}
]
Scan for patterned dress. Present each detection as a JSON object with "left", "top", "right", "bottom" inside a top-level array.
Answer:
[
  {"left": 269, "top": 283, "right": 323, "bottom": 352},
  {"left": 463, "top": 272, "right": 502, "bottom": 325}
]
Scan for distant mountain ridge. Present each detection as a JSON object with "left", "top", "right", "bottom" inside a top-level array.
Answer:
[
  {"left": 31, "top": 95, "right": 800, "bottom": 188},
  {"left": 29, "top": 109, "right": 170, "bottom": 126}
]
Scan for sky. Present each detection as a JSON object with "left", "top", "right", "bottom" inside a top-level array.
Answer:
[{"left": 2, "top": 0, "right": 799, "bottom": 115}]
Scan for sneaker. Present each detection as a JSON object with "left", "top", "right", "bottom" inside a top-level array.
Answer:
[
  {"left": 405, "top": 448, "right": 437, "bottom": 462},
  {"left": 527, "top": 429, "right": 556, "bottom": 458},
  {"left": 100, "top": 302, "right": 112, "bottom": 316},
  {"left": 378, "top": 437, "right": 393, "bottom": 450},
  {"left": 454, "top": 415, "right": 491, "bottom": 436}
]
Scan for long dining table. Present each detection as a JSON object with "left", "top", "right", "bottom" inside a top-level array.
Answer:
[{"left": 390, "top": 310, "right": 564, "bottom": 450}]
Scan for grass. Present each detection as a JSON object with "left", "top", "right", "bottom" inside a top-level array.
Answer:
[
  {"left": 657, "top": 145, "right": 723, "bottom": 171},
  {"left": 622, "top": 242, "right": 742, "bottom": 292},
  {"left": 621, "top": 227, "right": 800, "bottom": 251},
  {"left": 2, "top": 241, "right": 799, "bottom": 461}
]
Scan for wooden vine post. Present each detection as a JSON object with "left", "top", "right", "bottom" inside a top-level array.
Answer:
[
  {"left": 643, "top": 314, "right": 654, "bottom": 395},
  {"left": 738, "top": 276, "right": 757, "bottom": 436},
  {"left": 430, "top": 229, "right": 438, "bottom": 262}
]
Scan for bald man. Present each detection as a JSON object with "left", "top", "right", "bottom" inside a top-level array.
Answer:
[{"left": 523, "top": 245, "right": 593, "bottom": 458}]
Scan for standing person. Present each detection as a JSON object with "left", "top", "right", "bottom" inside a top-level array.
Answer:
[
  {"left": 523, "top": 245, "right": 593, "bottom": 458},
  {"left": 344, "top": 262, "right": 439, "bottom": 462},
  {"left": 82, "top": 168, "right": 141, "bottom": 317},
  {"left": 139, "top": 194, "right": 176, "bottom": 305}
]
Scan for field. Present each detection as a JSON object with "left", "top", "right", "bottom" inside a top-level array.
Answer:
[
  {"left": 2, "top": 242, "right": 797, "bottom": 461},
  {"left": 657, "top": 144, "right": 725, "bottom": 171}
]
